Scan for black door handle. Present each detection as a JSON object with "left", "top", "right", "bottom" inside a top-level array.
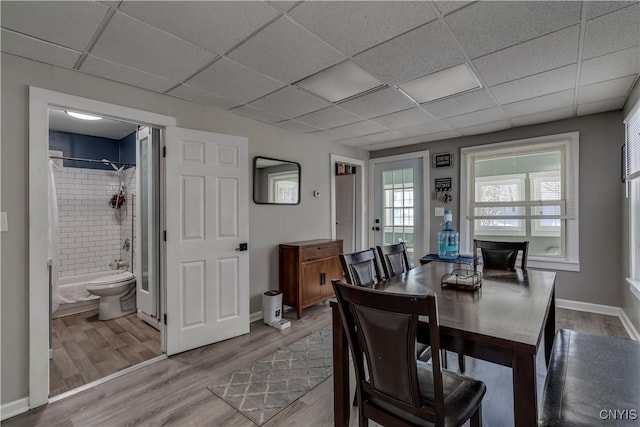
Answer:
[
  {"left": 320, "top": 272, "right": 326, "bottom": 285},
  {"left": 235, "top": 243, "right": 248, "bottom": 251}
]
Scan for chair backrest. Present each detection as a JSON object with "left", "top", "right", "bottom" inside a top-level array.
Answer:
[
  {"left": 376, "top": 242, "right": 411, "bottom": 279},
  {"left": 339, "top": 249, "right": 382, "bottom": 287},
  {"left": 332, "top": 279, "right": 445, "bottom": 424},
  {"left": 474, "top": 239, "right": 529, "bottom": 270}
]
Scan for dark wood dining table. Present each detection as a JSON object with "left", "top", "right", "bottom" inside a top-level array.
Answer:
[{"left": 331, "top": 262, "right": 556, "bottom": 427}]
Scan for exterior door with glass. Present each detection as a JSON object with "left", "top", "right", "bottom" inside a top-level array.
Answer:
[{"left": 373, "top": 158, "right": 423, "bottom": 267}]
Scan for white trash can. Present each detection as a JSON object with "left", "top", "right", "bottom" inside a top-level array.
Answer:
[{"left": 263, "top": 290, "right": 282, "bottom": 326}]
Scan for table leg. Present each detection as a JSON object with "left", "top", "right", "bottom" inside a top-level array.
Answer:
[
  {"left": 332, "top": 305, "right": 349, "bottom": 427},
  {"left": 544, "top": 290, "right": 556, "bottom": 366},
  {"left": 512, "top": 352, "right": 537, "bottom": 427}
]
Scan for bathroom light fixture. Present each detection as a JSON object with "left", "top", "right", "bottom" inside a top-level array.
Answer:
[
  {"left": 398, "top": 64, "right": 482, "bottom": 104},
  {"left": 295, "top": 60, "right": 385, "bottom": 103},
  {"left": 65, "top": 110, "right": 102, "bottom": 120}
]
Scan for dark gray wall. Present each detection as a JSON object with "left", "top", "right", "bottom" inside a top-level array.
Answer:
[{"left": 372, "top": 111, "right": 625, "bottom": 307}]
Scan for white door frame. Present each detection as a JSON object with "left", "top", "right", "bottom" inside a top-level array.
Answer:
[
  {"left": 330, "top": 154, "right": 367, "bottom": 251},
  {"left": 368, "top": 151, "right": 431, "bottom": 257},
  {"left": 28, "top": 87, "right": 176, "bottom": 408}
]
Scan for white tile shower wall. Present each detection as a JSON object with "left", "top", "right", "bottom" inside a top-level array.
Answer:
[
  {"left": 120, "top": 167, "right": 136, "bottom": 274},
  {"left": 54, "top": 167, "right": 133, "bottom": 277}
]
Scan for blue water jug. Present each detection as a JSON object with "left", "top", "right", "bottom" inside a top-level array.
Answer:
[{"left": 438, "top": 209, "right": 459, "bottom": 260}]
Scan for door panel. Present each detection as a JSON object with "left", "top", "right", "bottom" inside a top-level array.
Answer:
[{"left": 165, "top": 127, "right": 249, "bottom": 355}]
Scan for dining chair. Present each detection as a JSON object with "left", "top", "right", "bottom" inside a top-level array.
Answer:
[
  {"left": 332, "top": 279, "right": 486, "bottom": 427},
  {"left": 473, "top": 239, "right": 529, "bottom": 270},
  {"left": 339, "top": 248, "right": 382, "bottom": 287},
  {"left": 376, "top": 242, "right": 411, "bottom": 279}
]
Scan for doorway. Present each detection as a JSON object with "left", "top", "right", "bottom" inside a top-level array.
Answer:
[
  {"left": 370, "top": 152, "right": 430, "bottom": 266},
  {"left": 330, "top": 154, "right": 366, "bottom": 252}
]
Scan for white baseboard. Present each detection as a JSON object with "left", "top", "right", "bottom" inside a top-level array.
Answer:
[
  {"left": 1, "top": 397, "right": 29, "bottom": 421},
  {"left": 250, "top": 310, "right": 263, "bottom": 324},
  {"left": 556, "top": 298, "right": 639, "bottom": 340}
]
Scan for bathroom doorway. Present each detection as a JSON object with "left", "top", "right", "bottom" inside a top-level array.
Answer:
[
  {"left": 330, "top": 154, "right": 366, "bottom": 252},
  {"left": 47, "top": 108, "right": 163, "bottom": 397}
]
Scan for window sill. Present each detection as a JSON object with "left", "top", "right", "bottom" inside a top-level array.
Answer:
[
  {"left": 528, "top": 257, "right": 580, "bottom": 272},
  {"left": 627, "top": 278, "right": 640, "bottom": 301}
]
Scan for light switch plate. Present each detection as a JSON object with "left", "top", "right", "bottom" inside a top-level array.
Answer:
[
  {"left": 0, "top": 212, "right": 7, "bottom": 232},
  {"left": 435, "top": 207, "right": 445, "bottom": 217}
]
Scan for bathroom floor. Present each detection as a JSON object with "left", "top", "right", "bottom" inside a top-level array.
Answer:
[{"left": 50, "top": 310, "right": 161, "bottom": 397}]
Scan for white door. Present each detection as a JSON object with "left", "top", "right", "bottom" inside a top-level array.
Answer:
[
  {"left": 136, "top": 127, "right": 159, "bottom": 318},
  {"left": 165, "top": 127, "right": 249, "bottom": 355},
  {"left": 336, "top": 174, "right": 356, "bottom": 252},
  {"left": 373, "top": 158, "right": 423, "bottom": 267}
]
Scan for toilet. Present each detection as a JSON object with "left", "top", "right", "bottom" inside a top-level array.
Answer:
[{"left": 86, "top": 270, "right": 136, "bottom": 320}]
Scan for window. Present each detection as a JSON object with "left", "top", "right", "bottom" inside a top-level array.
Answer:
[
  {"left": 625, "top": 103, "right": 640, "bottom": 298},
  {"left": 268, "top": 172, "right": 298, "bottom": 203},
  {"left": 460, "top": 132, "right": 579, "bottom": 271}
]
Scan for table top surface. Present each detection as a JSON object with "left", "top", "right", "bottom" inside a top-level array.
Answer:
[
  {"left": 420, "top": 254, "right": 475, "bottom": 264},
  {"left": 363, "top": 262, "right": 556, "bottom": 353}
]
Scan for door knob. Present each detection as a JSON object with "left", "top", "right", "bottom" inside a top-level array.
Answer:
[{"left": 235, "top": 243, "right": 248, "bottom": 251}]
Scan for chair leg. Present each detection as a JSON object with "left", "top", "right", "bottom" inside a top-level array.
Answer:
[
  {"left": 470, "top": 405, "right": 482, "bottom": 427},
  {"left": 441, "top": 349, "right": 448, "bottom": 369},
  {"left": 458, "top": 353, "right": 465, "bottom": 373}
]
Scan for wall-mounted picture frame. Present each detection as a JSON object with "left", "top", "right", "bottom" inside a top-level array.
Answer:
[{"left": 433, "top": 152, "right": 453, "bottom": 168}]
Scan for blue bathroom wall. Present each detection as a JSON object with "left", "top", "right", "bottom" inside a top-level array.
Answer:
[{"left": 49, "top": 130, "right": 137, "bottom": 170}]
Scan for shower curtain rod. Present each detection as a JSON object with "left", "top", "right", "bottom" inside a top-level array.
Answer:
[{"left": 49, "top": 155, "right": 135, "bottom": 167}]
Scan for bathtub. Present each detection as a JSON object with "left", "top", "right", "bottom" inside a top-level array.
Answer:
[{"left": 54, "top": 270, "right": 129, "bottom": 318}]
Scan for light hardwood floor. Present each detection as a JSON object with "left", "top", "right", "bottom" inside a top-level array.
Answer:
[
  {"left": 50, "top": 310, "right": 162, "bottom": 396},
  {"left": 5, "top": 304, "right": 630, "bottom": 427}
]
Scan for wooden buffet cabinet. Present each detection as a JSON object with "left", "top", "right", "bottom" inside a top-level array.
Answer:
[{"left": 279, "top": 239, "right": 343, "bottom": 319}]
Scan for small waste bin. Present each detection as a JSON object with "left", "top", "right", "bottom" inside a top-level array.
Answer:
[{"left": 263, "top": 290, "right": 282, "bottom": 326}]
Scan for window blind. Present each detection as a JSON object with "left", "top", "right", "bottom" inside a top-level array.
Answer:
[{"left": 626, "top": 107, "right": 640, "bottom": 180}]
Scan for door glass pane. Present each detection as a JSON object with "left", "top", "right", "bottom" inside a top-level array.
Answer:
[{"left": 382, "top": 167, "right": 415, "bottom": 261}]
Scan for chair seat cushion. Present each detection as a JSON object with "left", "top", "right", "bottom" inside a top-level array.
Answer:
[{"left": 540, "top": 329, "right": 640, "bottom": 426}]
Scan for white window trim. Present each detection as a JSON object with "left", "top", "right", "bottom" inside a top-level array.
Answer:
[
  {"left": 625, "top": 102, "right": 640, "bottom": 301},
  {"left": 460, "top": 132, "right": 580, "bottom": 272}
]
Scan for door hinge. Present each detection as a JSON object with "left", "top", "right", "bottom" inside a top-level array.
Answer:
[
  {"left": 163, "top": 314, "right": 167, "bottom": 325},
  {"left": 163, "top": 230, "right": 167, "bottom": 241},
  {"left": 162, "top": 146, "right": 166, "bottom": 158}
]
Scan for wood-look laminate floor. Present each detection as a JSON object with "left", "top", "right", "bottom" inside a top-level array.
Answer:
[
  {"left": 50, "top": 310, "right": 162, "bottom": 397},
  {"left": 6, "top": 304, "right": 631, "bottom": 427}
]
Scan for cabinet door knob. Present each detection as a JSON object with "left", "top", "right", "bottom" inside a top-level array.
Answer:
[{"left": 320, "top": 272, "right": 326, "bottom": 285}]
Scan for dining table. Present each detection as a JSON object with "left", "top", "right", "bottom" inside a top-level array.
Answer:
[{"left": 331, "top": 261, "right": 556, "bottom": 427}]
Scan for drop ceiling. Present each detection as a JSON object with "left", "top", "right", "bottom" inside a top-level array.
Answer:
[{"left": 2, "top": 1, "right": 639, "bottom": 151}]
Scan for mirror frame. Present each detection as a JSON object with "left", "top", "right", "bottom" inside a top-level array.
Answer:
[{"left": 253, "top": 156, "right": 301, "bottom": 205}]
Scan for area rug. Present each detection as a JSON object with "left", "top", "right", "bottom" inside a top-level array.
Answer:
[{"left": 207, "top": 326, "right": 333, "bottom": 426}]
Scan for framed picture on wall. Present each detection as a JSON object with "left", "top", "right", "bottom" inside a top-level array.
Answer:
[{"left": 433, "top": 152, "right": 453, "bottom": 168}]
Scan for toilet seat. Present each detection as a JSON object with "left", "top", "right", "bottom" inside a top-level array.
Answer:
[{"left": 87, "top": 271, "right": 134, "bottom": 286}]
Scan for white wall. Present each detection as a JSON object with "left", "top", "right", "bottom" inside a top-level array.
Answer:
[{"left": 0, "top": 53, "right": 368, "bottom": 404}]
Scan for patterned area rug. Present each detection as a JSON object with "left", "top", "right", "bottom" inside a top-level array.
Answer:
[{"left": 208, "top": 326, "right": 333, "bottom": 426}]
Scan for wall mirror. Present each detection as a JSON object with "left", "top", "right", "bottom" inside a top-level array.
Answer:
[{"left": 253, "top": 156, "right": 301, "bottom": 205}]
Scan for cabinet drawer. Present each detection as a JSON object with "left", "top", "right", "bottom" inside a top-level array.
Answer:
[{"left": 300, "top": 243, "right": 341, "bottom": 262}]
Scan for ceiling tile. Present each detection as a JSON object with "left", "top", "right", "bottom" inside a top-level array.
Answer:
[
  {"left": 434, "top": 1, "right": 475, "bottom": 16},
  {"left": 168, "top": 85, "right": 239, "bottom": 109},
  {"left": 395, "top": 120, "right": 451, "bottom": 137},
  {"left": 365, "top": 130, "right": 462, "bottom": 150},
  {"left": 274, "top": 119, "right": 322, "bottom": 133},
  {"left": 1, "top": 29, "right": 81, "bottom": 68},
  {"left": 0, "top": 1, "right": 109, "bottom": 51},
  {"left": 443, "top": 107, "right": 506, "bottom": 128},
  {"left": 338, "top": 87, "right": 415, "bottom": 119},
  {"left": 288, "top": 1, "right": 436, "bottom": 56},
  {"left": 577, "top": 75, "right": 637, "bottom": 104},
  {"left": 91, "top": 12, "right": 216, "bottom": 82},
  {"left": 311, "top": 129, "right": 344, "bottom": 141},
  {"left": 185, "top": 58, "right": 285, "bottom": 105},
  {"left": 473, "top": 25, "right": 579, "bottom": 86},
  {"left": 510, "top": 106, "right": 574, "bottom": 127},
  {"left": 268, "top": 1, "right": 300, "bottom": 12},
  {"left": 294, "top": 106, "right": 362, "bottom": 129},
  {"left": 370, "top": 108, "right": 435, "bottom": 129},
  {"left": 354, "top": 20, "right": 466, "bottom": 84},
  {"left": 422, "top": 89, "right": 497, "bottom": 119},
  {"left": 227, "top": 16, "right": 344, "bottom": 84},
  {"left": 331, "top": 121, "right": 388, "bottom": 138},
  {"left": 81, "top": 55, "right": 178, "bottom": 93},
  {"left": 230, "top": 105, "right": 288, "bottom": 123},
  {"left": 249, "top": 86, "right": 330, "bottom": 118},
  {"left": 119, "top": 1, "right": 279, "bottom": 55},
  {"left": 458, "top": 120, "right": 511, "bottom": 136},
  {"left": 580, "top": 47, "right": 640, "bottom": 86},
  {"left": 583, "top": 3, "right": 640, "bottom": 60},
  {"left": 347, "top": 130, "right": 404, "bottom": 146},
  {"left": 585, "top": 1, "right": 637, "bottom": 20},
  {"left": 445, "top": 1, "right": 581, "bottom": 58},
  {"left": 577, "top": 96, "right": 627, "bottom": 115},
  {"left": 490, "top": 64, "right": 577, "bottom": 105},
  {"left": 501, "top": 89, "right": 575, "bottom": 117}
]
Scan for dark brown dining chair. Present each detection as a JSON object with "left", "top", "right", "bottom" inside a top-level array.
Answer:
[
  {"left": 339, "top": 248, "right": 382, "bottom": 287},
  {"left": 474, "top": 239, "right": 529, "bottom": 270},
  {"left": 376, "top": 242, "right": 411, "bottom": 279},
  {"left": 332, "top": 279, "right": 486, "bottom": 427}
]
